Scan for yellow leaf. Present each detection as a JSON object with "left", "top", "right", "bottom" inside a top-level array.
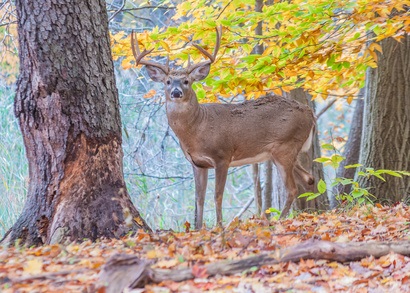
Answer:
[
  {"left": 160, "top": 40, "right": 171, "bottom": 53},
  {"left": 121, "top": 58, "right": 134, "bottom": 70},
  {"left": 146, "top": 250, "right": 159, "bottom": 259},
  {"left": 272, "top": 88, "right": 282, "bottom": 95},
  {"left": 369, "top": 42, "right": 383, "bottom": 53},
  {"left": 366, "top": 49, "right": 378, "bottom": 62},
  {"left": 24, "top": 259, "right": 43, "bottom": 274},
  {"left": 346, "top": 96, "right": 354, "bottom": 104},
  {"left": 179, "top": 35, "right": 190, "bottom": 42}
]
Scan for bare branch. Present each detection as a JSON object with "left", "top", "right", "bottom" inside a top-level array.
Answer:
[
  {"left": 316, "top": 98, "right": 337, "bottom": 119},
  {"left": 108, "top": 0, "right": 125, "bottom": 22}
]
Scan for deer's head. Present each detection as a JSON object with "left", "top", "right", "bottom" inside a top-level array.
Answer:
[{"left": 131, "top": 28, "right": 221, "bottom": 102}]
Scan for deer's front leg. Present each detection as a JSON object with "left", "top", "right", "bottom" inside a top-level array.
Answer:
[
  {"left": 214, "top": 163, "right": 229, "bottom": 226},
  {"left": 193, "top": 166, "right": 208, "bottom": 229}
]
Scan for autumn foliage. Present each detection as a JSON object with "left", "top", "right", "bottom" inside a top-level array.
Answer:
[{"left": 112, "top": 0, "right": 410, "bottom": 102}]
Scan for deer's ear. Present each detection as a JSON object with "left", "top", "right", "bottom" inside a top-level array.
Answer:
[
  {"left": 146, "top": 65, "right": 167, "bottom": 83},
  {"left": 190, "top": 64, "right": 210, "bottom": 81}
]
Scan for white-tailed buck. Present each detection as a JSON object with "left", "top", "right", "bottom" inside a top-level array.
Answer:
[{"left": 132, "top": 27, "right": 316, "bottom": 229}]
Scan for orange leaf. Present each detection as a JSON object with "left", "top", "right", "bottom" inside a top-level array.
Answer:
[{"left": 184, "top": 221, "right": 191, "bottom": 233}]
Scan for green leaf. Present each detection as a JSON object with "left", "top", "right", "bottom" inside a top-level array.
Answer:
[
  {"left": 317, "top": 179, "right": 327, "bottom": 194},
  {"left": 326, "top": 55, "right": 336, "bottom": 67},
  {"left": 378, "top": 169, "right": 403, "bottom": 178},
  {"left": 373, "top": 173, "right": 386, "bottom": 181},
  {"left": 351, "top": 189, "right": 364, "bottom": 198},
  {"left": 298, "top": 192, "right": 315, "bottom": 198},
  {"left": 266, "top": 207, "right": 281, "bottom": 215},
  {"left": 307, "top": 193, "right": 321, "bottom": 201},
  {"left": 321, "top": 143, "right": 335, "bottom": 150},
  {"left": 344, "top": 163, "right": 362, "bottom": 169},
  {"left": 314, "top": 157, "right": 331, "bottom": 163},
  {"left": 338, "top": 178, "right": 354, "bottom": 185},
  {"left": 330, "top": 154, "right": 344, "bottom": 169}
]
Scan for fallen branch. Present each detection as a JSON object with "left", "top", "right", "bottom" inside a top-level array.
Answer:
[
  {"left": 9, "top": 268, "right": 88, "bottom": 283},
  {"left": 98, "top": 239, "right": 410, "bottom": 292}
]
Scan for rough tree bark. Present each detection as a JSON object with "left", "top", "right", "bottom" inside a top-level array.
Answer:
[
  {"left": 3, "top": 0, "right": 150, "bottom": 246},
  {"left": 358, "top": 35, "right": 410, "bottom": 203}
]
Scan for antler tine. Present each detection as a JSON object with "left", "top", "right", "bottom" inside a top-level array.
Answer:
[
  {"left": 131, "top": 30, "right": 169, "bottom": 73},
  {"left": 188, "top": 26, "right": 222, "bottom": 73}
]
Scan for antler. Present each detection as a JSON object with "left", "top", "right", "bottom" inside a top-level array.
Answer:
[
  {"left": 131, "top": 31, "right": 169, "bottom": 74},
  {"left": 187, "top": 26, "right": 222, "bottom": 73}
]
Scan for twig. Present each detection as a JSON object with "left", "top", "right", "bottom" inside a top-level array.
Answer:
[
  {"left": 108, "top": 6, "right": 176, "bottom": 12},
  {"left": 226, "top": 196, "right": 254, "bottom": 227},
  {"left": 316, "top": 98, "right": 337, "bottom": 119},
  {"left": 108, "top": 0, "right": 125, "bottom": 22}
]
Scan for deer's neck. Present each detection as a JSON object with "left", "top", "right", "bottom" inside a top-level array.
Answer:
[{"left": 166, "top": 96, "right": 204, "bottom": 136}]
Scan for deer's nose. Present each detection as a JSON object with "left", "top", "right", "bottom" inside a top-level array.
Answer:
[{"left": 171, "top": 89, "right": 182, "bottom": 99}]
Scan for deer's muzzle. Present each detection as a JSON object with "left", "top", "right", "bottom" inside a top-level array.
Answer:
[{"left": 171, "top": 89, "right": 183, "bottom": 99}]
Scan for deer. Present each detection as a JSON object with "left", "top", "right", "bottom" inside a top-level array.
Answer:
[{"left": 131, "top": 27, "right": 316, "bottom": 229}]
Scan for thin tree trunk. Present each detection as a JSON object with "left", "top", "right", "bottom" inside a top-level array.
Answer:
[
  {"left": 251, "top": 0, "right": 265, "bottom": 216},
  {"left": 334, "top": 93, "right": 364, "bottom": 201},
  {"left": 358, "top": 36, "right": 410, "bottom": 203},
  {"left": 4, "top": 0, "right": 150, "bottom": 246},
  {"left": 271, "top": 166, "right": 287, "bottom": 210},
  {"left": 252, "top": 164, "right": 262, "bottom": 215}
]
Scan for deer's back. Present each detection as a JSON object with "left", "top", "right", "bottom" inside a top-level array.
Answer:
[{"left": 202, "top": 94, "right": 314, "bottom": 139}]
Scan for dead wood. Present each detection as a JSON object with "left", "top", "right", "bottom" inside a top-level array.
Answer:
[{"left": 98, "top": 239, "right": 410, "bottom": 292}]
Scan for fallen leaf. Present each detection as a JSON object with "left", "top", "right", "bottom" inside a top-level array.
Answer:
[{"left": 24, "top": 259, "right": 43, "bottom": 274}]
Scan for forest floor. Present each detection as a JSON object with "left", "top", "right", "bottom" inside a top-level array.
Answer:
[{"left": 1, "top": 203, "right": 410, "bottom": 292}]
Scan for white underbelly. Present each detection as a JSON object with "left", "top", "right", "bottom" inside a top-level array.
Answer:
[{"left": 229, "top": 152, "right": 271, "bottom": 167}]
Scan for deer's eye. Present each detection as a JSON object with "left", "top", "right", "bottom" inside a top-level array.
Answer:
[
  {"left": 166, "top": 80, "right": 171, "bottom": 85},
  {"left": 183, "top": 80, "right": 189, "bottom": 85}
]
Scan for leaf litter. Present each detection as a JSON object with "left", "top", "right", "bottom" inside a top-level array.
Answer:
[{"left": 1, "top": 203, "right": 410, "bottom": 292}]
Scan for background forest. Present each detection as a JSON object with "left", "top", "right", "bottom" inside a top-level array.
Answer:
[{"left": 0, "top": 0, "right": 409, "bottom": 237}]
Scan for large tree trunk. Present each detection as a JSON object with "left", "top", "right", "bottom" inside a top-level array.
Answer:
[
  {"left": 4, "top": 0, "right": 150, "bottom": 246},
  {"left": 358, "top": 36, "right": 410, "bottom": 203}
]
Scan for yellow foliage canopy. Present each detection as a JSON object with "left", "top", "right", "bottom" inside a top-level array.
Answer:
[{"left": 112, "top": 0, "right": 409, "bottom": 102}]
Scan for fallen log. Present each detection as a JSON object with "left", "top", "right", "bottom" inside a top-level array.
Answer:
[{"left": 98, "top": 239, "right": 410, "bottom": 292}]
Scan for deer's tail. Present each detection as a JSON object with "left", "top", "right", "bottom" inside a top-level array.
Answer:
[{"left": 301, "top": 124, "right": 315, "bottom": 153}]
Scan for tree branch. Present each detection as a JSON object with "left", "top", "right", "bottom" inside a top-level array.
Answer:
[{"left": 316, "top": 98, "right": 337, "bottom": 119}]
